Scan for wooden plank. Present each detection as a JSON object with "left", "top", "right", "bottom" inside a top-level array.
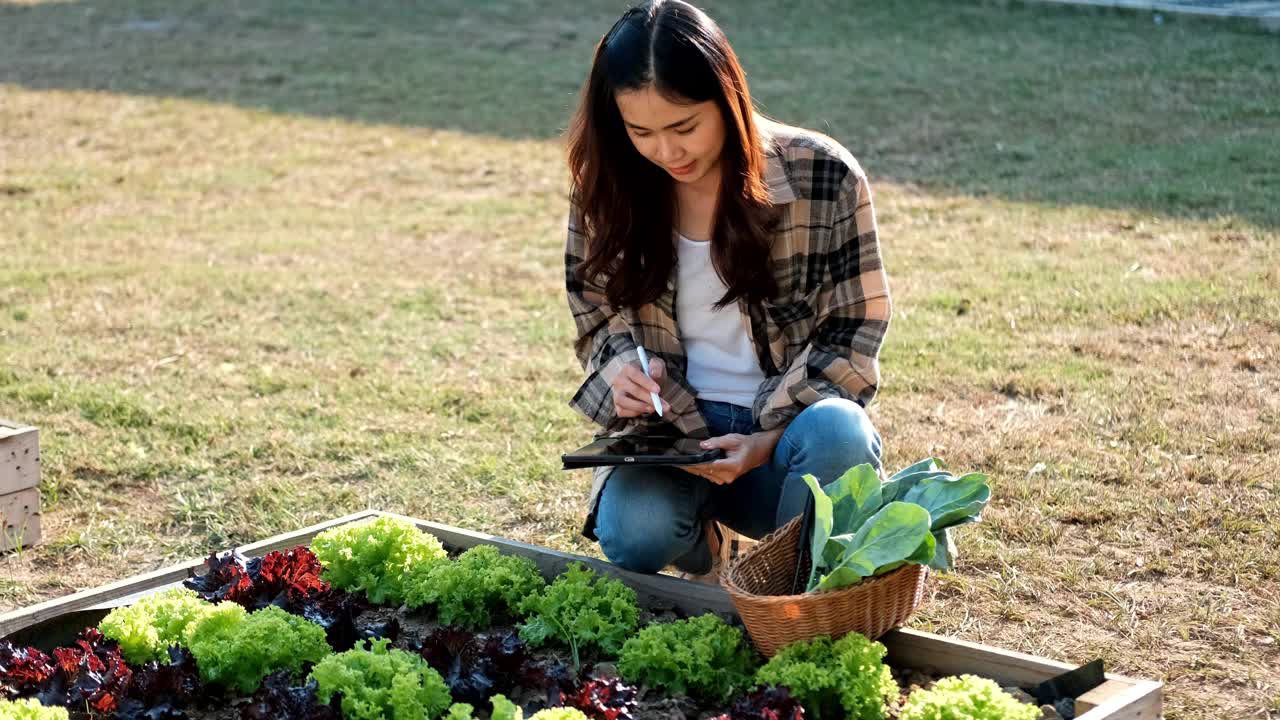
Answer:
[
  {"left": 85, "top": 513, "right": 737, "bottom": 618},
  {"left": 0, "top": 488, "right": 42, "bottom": 553},
  {"left": 1077, "top": 680, "right": 1163, "bottom": 719},
  {"left": 1075, "top": 676, "right": 1136, "bottom": 712},
  {"left": 4, "top": 508, "right": 734, "bottom": 638},
  {"left": 881, "top": 629, "right": 1162, "bottom": 717},
  {"left": 0, "top": 422, "right": 39, "bottom": 496},
  {"left": 882, "top": 626, "right": 1080, "bottom": 686},
  {"left": 1, "top": 510, "right": 1161, "bottom": 719},
  {"left": 0, "top": 509, "right": 381, "bottom": 638},
  {"left": 1077, "top": 679, "right": 1142, "bottom": 714},
  {"left": 0, "top": 419, "right": 32, "bottom": 439},
  {"left": 379, "top": 511, "right": 738, "bottom": 619}
]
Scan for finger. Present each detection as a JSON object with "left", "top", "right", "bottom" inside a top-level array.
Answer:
[
  {"left": 622, "top": 386, "right": 661, "bottom": 414},
  {"left": 620, "top": 364, "right": 647, "bottom": 388},
  {"left": 691, "top": 464, "right": 721, "bottom": 479},
  {"left": 614, "top": 390, "right": 654, "bottom": 416},
  {"left": 649, "top": 357, "right": 665, "bottom": 382},
  {"left": 615, "top": 378, "right": 653, "bottom": 407},
  {"left": 700, "top": 434, "right": 743, "bottom": 450},
  {"left": 692, "top": 466, "right": 732, "bottom": 485},
  {"left": 710, "top": 460, "right": 742, "bottom": 474},
  {"left": 625, "top": 360, "right": 660, "bottom": 394}
]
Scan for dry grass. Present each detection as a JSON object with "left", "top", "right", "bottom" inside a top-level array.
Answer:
[{"left": 1, "top": 1, "right": 1278, "bottom": 718}]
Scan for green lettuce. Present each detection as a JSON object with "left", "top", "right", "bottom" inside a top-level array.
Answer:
[
  {"left": 310, "top": 516, "right": 448, "bottom": 605},
  {"left": 489, "top": 695, "right": 521, "bottom": 720},
  {"left": 528, "top": 711, "right": 589, "bottom": 720},
  {"left": 98, "top": 587, "right": 215, "bottom": 665},
  {"left": 443, "top": 703, "right": 476, "bottom": 720},
  {"left": 404, "top": 544, "right": 546, "bottom": 628},
  {"left": 518, "top": 562, "right": 638, "bottom": 662},
  {"left": 485, "top": 698, "right": 589, "bottom": 720},
  {"left": 803, "top": 458, "right": 990, "bottom": 592},
  {"left": 899, "top": 675, "right": 1040, "bottom": 720},
  {"left": 0, "top": 699, "right": 70, "bottom": 720},
  {"left": 183, "top": 604, "right": 331, "bottom": 694},
  {"left": 814, "top": 502, "right": 934, "bottom": 591},
  {"left": 617, "top": 614, "right": 757, "bottom": 703},
  {"left": 310, "top": 638, "right": 452, "bottom": 720},
  {"left": 755, "top": 633, "right": 897, "bottom": 720}
]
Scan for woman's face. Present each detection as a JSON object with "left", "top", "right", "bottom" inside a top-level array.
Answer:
[{"left": 615, "top": 85, "right": 726, "bottom": 187}]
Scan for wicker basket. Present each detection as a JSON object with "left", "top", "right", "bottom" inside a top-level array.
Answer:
[{"left": 721, "top": 516, "right": 929, "bottom": 656}]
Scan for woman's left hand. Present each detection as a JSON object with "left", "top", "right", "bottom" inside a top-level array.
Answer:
[{"left": 681, "top": 429, "right": 784, "bottom": 485}]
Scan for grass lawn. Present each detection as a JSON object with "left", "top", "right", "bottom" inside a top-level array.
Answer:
[{"left": 1, "top": 0, "right": 1277, "bottom": 717}]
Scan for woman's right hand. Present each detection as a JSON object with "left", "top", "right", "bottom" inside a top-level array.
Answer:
[{"left": 612, "top": 356, "right": 667, "bottom": 417}]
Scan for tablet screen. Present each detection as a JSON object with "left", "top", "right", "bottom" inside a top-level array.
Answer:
[{"left": 572, "top": 435, "right": 708, "bottom": 459}]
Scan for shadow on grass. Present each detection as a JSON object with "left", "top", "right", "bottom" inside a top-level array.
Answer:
[{"left": 1, "top": 0, "right": 1277, "bottom": 226}]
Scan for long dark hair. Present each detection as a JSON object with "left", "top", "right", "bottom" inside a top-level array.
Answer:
[{"left": 567, "top": 0, "right": 778, "bottom": 312}]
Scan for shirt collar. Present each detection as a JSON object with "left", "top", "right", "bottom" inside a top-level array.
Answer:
[{"left": 762, "top": 140, "right": 797, "bottom": 205}]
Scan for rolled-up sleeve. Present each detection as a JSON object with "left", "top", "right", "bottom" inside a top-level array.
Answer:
[{"left": 565, "top": 197, "right": 639, "bottom": 431}]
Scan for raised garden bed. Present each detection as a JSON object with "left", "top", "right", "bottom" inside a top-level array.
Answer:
[{"left": 0, "top": 510, "right": 1162, "bottom": 719}]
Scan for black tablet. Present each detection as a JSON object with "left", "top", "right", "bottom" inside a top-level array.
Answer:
[{"left": 562, "top": 435, "right": 725, "bottom": 470}]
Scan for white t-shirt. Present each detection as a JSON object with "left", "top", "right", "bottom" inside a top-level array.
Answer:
[{"left": 675, "top": 233, "right": 766, "bottom": 408}]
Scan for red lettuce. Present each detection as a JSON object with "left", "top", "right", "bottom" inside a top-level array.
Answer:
[
  {"left": 570, "top": 675, "right": 638, "bottom": 720},
  {"left": 185, "top": 546, "right": 389, "bottom": 652},
  {"left": 184, "top": 547, "right": 329, "bottom": 610},
  {"left": 712, "top": 686, "right": 805, "bottom": 720},
  {"left": 113, "top": 645, "right": 202, "bottom": 720},
  {"left": 415, "top": 626, "right": 636, "bottom": 719},
  {"left": 419, "top": 627, "right": 528, "bottom": 705},
  {"left": 239, "top": 669, "right": 341, "bottom": 720},
  {"left": 257, "top": 548, "right": 328, "bottom": 604},
  {"left": 184, "top": 549, "right": 257, "bottom": 604},
  {"left": 299, "top": 589, "right": 397, "bottom": 652},
  {"left": 32, "top": 629, "right": 133, "bottom": 715},
  {"left": 0, "top": 641, "right": 57, "bottom": 698},
  {"left": 522, "top": 657, "right": 577, "bottom": 712}
]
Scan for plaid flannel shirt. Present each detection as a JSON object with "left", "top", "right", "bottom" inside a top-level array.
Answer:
[{"left": 565, "top": 122, "right": 891, "bottom": 540}]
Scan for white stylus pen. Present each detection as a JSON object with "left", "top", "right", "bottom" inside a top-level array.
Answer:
[{"left": 634, "top": 345, "right": 663, "bottom": 417}]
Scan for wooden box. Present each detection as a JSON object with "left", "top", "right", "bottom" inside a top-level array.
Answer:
[
  {"left": 0, "top": 511, "right": 1161, "bottom": 718},
  {"left": 0, "top": 420, "right": 41, "bottom": 553}
]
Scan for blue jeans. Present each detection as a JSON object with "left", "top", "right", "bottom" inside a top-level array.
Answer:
[{"left": 593, "top": 397, "right": 883, "bottom": 574}]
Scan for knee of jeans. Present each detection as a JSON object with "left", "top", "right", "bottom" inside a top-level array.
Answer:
[
  {"left": 598, "top": 527, "right": 672, "bottom": 574},
  {"left": 596, "top": 513, "right": 695, "bottom": 575},
  {"left": 794, "top": 398, "right": 881, "bottom": 466}
]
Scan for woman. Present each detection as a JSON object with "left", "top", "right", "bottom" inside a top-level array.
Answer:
[{"left": 565, "top": 0, "right": 891, "bottom": 580}]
